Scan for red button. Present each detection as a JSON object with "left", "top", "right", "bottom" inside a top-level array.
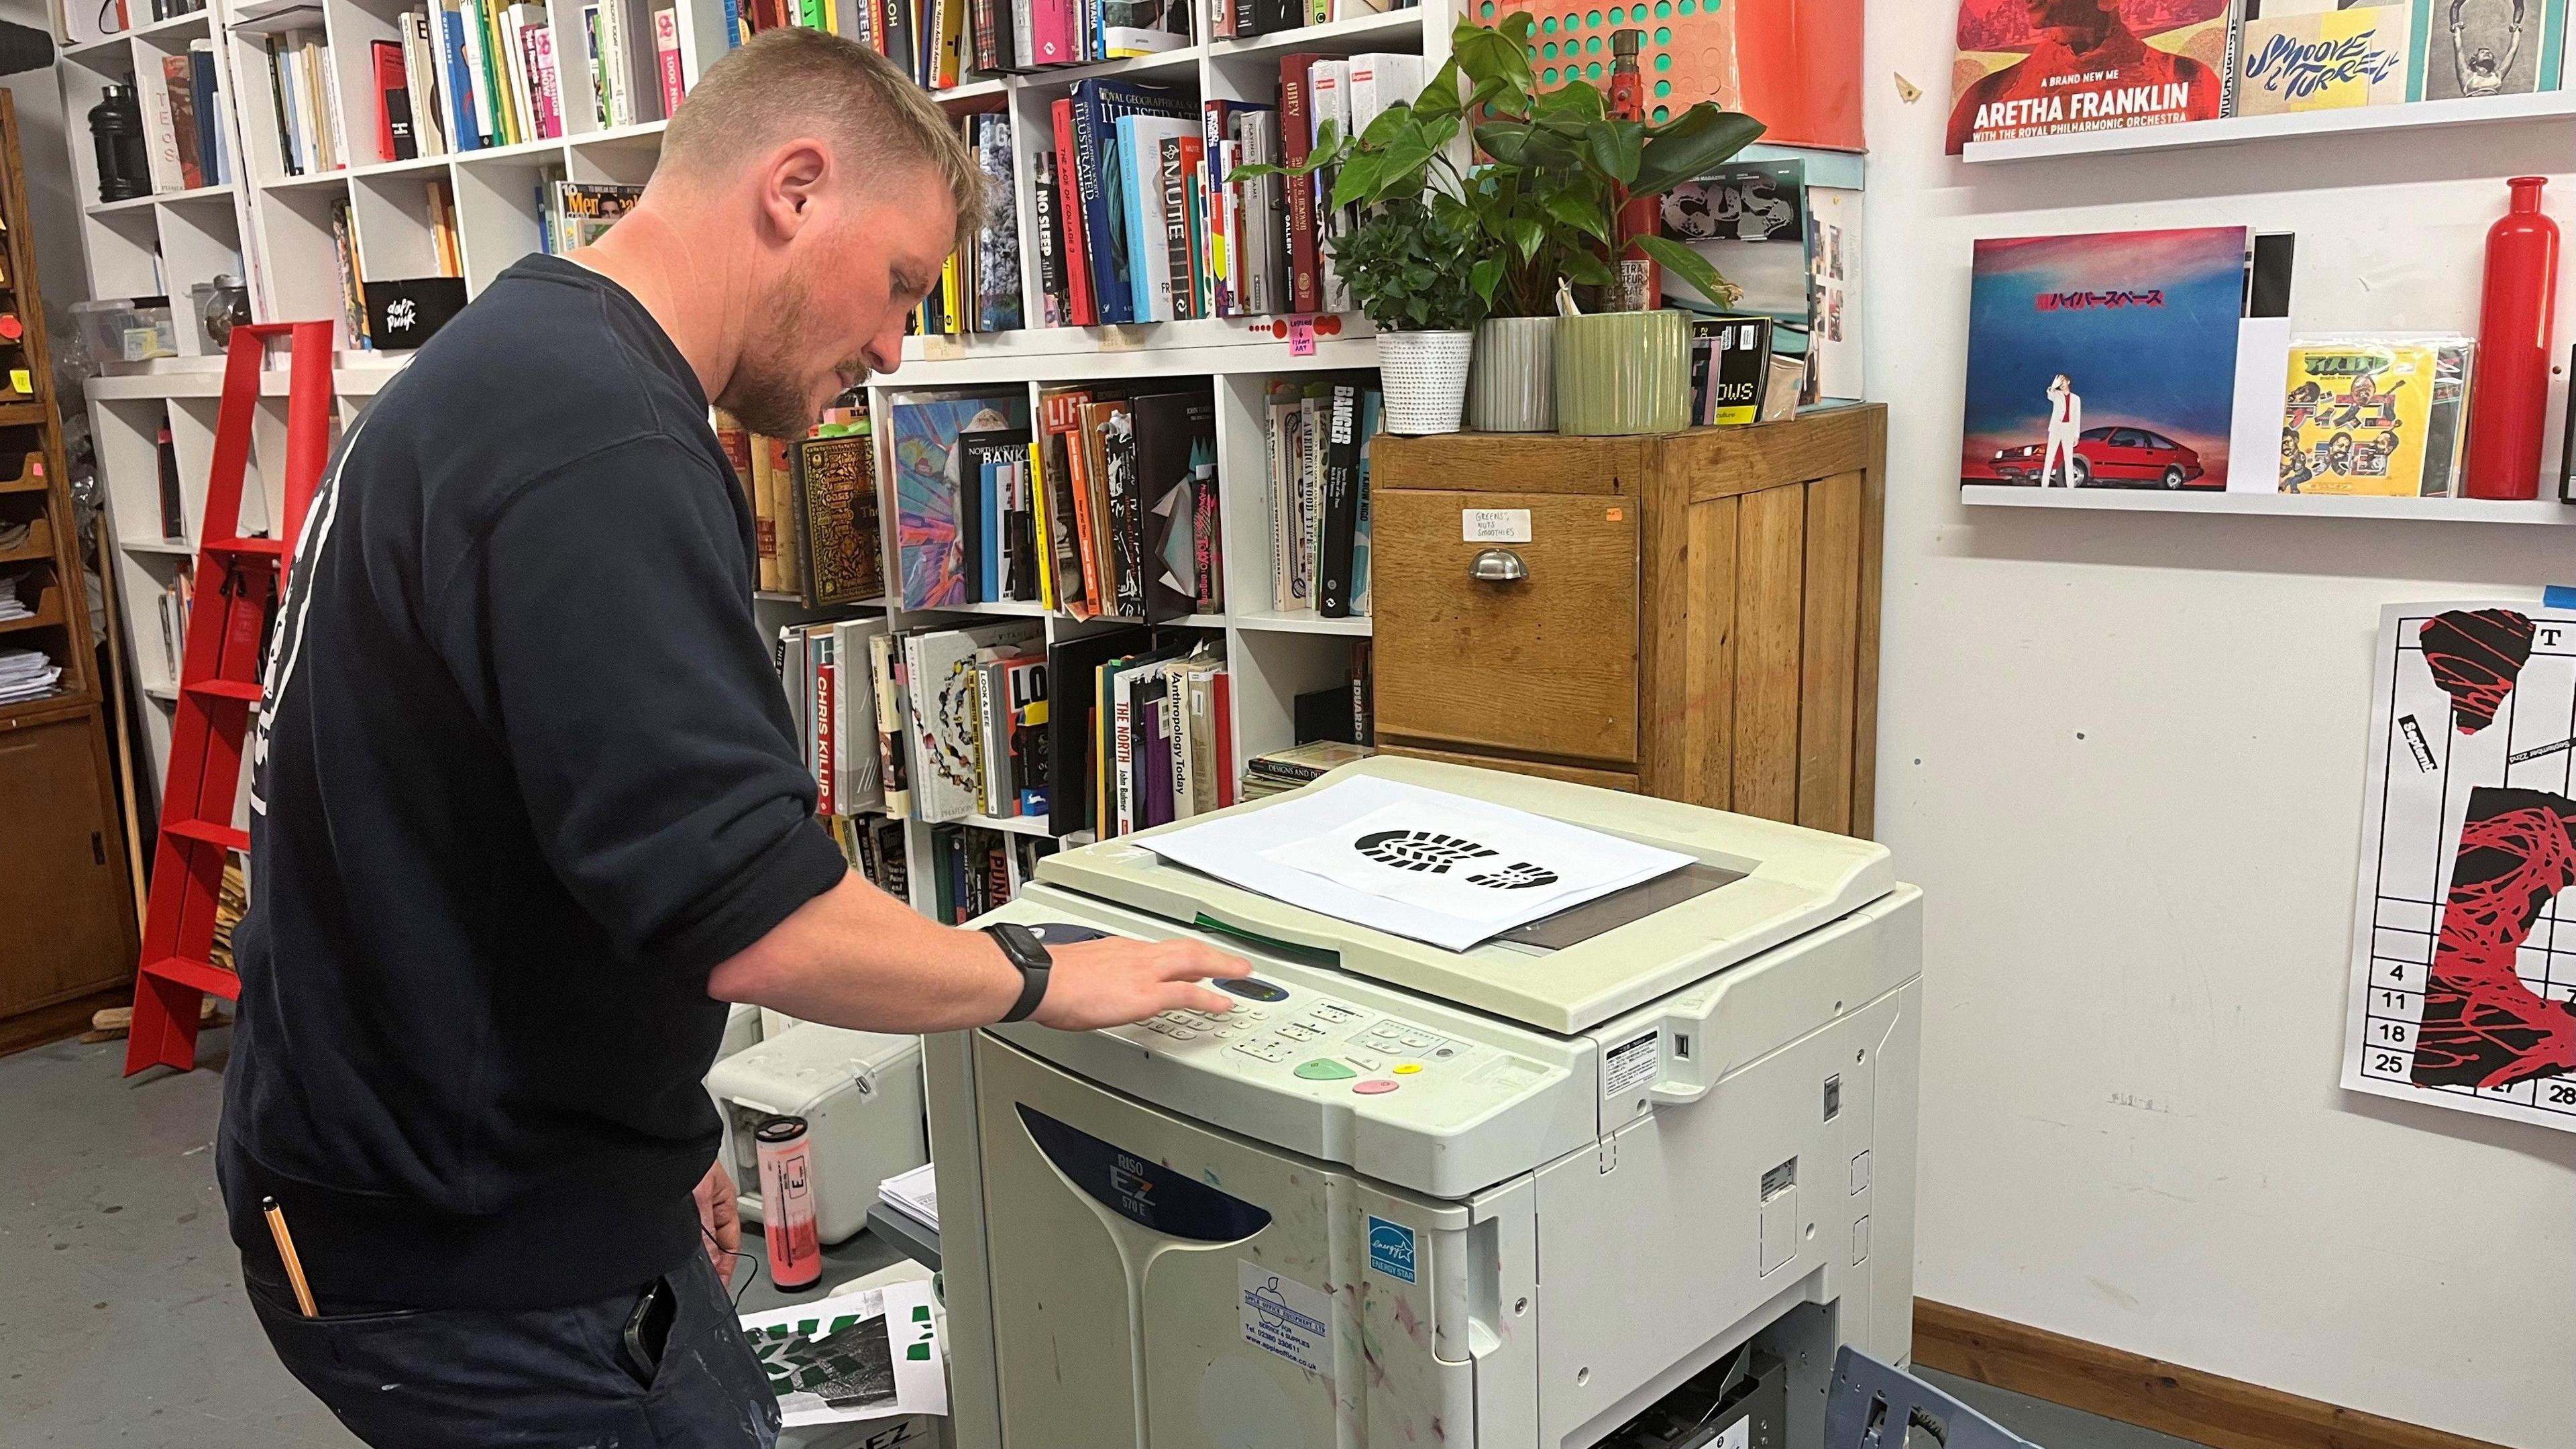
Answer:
[{"left": 1352, "top": 1079, "right": 1399, "bottom": 1095}]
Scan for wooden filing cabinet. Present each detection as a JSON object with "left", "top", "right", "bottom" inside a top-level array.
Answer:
[{"left": 1368, "top": 405, "right": 1887, "bottom": 837}]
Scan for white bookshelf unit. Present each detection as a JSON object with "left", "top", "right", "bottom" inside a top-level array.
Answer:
[{"left": 56, "top": 0, "right": 1499, "bottom": 919}]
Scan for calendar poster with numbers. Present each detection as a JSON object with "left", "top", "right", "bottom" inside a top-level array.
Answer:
[{"left": 2342, "top": 602, "right": 2576, "bottom": 1131}]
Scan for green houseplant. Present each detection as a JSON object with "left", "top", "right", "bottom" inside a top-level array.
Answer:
[{"left": 1313, "top": 15, "right": 1766, "bottom": 431}]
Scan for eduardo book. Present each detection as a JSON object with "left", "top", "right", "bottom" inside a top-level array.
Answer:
[
  {"left": 1947, "top": 0, "right": 2229, "bottom": 153},
  {"left": 1962, "top": 226, "right": 2248, "bottom": 492}
]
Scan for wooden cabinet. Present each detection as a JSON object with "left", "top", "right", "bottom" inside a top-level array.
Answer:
[
  {"left": 1368, "top": 405, "right": 1887, "bottom": 837},
  {"left": 0, "top": 710, "right": 134, "bottom": 1015},
  {"left": 0, "top": 89, "right": 139, "bottom": 1021}
]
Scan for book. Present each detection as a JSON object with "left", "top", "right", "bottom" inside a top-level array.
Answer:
[
  {"left": 1085, "top": 398, "right": 1142, "bottom": 617},
  {"left": 767, "top": 435, "right": 802, "bottom": 596},
  {"left": 1352, "top": 388, "right": 1376, "bottom": 616},
  {"left": 189, "top": 42, "right": 231, "bottom": 182},
  {"left": 2411, "top": 0, "right": 2568, "bottom": 99},
  {"left": 373, "top": 39, "right": 417, "bottom": 160},
  {"left": 138, "top": 56, "right": 184, "bottom": 193},
  {"left": 956, "top": 428, "right": 1034, "bottom": 601},
  {"left": 793, "top": 429, "right": 887, "bottom": 606},
  {"left": 747, "top": 425, "right": 782, "bottom": 590},
  {"left": 156, "top": 420, "right": 184, "bottom": 539},
  {"left": 1130, "top": 390, "right": 1216, "bottom": 622},
  {"left": 1037, "top": 388, "right": 1097, "bottom": 616},
  {"left": 1116, "top": 114, "right": 1192, "bottom": 321},
  {"left": 1031, "top": 148, "right": 1067, "bottom": 327},
  {"left": 1279, "top": 54, "right": 1322, "bottom": 314},
  {"left": 972, "top": 114, "right": 1024, "bottom": 331},
  {"left": 1693, "top": 316, "right": 1774, "bottom": 426},
  {"left": 2239, "top": 5, "right": 2411, "bottom": 113},
  {"left": 905, "top": 621, "right": 1041, "bottom": 822},
  {"left": 893, "top": 394, "right": 1027, "bottom": 608},
  {"left": 829, "top": 619, "right": 888, "bottom": 813},
  {"left": 1044, "top": 624, "right": 1150, "bottom": 835},
  {"left": 1316, "top": 380, "right": 1360, "bottom": 617},
  {"left": 1104, "top": 0, "right": 1189, "bottom": 56},
  {"left": 435, "top": 5, "right": 484, "bottom": 150},
  {"left": 154, "top": 55, "right": 202, "bottom": 191},
  {"left": 547, "top": 180, "right": 643, "bottom": 248},
  {"left": 1947, "top": 0, "right": 2228, "bottom": 152},
  {"left": 869, "top": 629, "right": 914, "bottom": 819},
  {"left": 1050, "top": 99, "right": 1097, "bottom": 325},
  {"left": 400, "top": 12, "right": 445, "bottom": 158},
  {"left": 1069, "top": 79, "right": 1191, "bottom": 325},
  {"left": 655, "top": 8, "right": 684, "bottom": 115},
  {"left": 1960, "top": 227, "right": 2249, "bottom": 492}
]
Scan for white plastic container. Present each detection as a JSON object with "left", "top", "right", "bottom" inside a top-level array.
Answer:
[{"left": 706, "top": 1024, "right": 926, "bottom": 1246}]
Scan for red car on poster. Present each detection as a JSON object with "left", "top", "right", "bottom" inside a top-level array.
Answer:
[{"left": 1990, "top": 424, "right": 2208, "bottom": 488}]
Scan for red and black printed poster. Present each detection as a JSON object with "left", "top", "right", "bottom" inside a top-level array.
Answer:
[{"left": 1948, "top": 0, "right": 2230, "bottom": 154}]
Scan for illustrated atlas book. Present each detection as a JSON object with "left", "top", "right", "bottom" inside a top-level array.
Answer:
[
  {"left": 2342, "top": 602, "right": 2576, "bottom": 1135},
  {"left": 1948, "top": 0, "right": 2230, "bottom": 152},
  {"left": 1962, "top": 226, "right": 2248, "bottom": 492}
]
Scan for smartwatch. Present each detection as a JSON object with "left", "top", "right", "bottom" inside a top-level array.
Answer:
[{"left": 984, "top": 923, "right": 1053, "bottom": 1024}]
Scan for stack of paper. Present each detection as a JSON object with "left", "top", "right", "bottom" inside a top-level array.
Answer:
[
  {"left": 1144, "top": 776, "right": 1695, "bottom": 952},
  {"left": 737, "top": 1278, "right": 947, "bottom": 1430},
  {"left": 877, "top": 1161, "right": 938, "bottom": 1231},
  {"left": 0, "top": 574, "right": 31, "bottom": 621},
  {"left": 0, "top": 647, "right": 60, "bottom": 704}
]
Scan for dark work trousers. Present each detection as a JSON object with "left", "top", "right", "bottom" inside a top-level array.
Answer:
[{"left": 242, "top": 1246, "right": 782, "bottom": 1448}]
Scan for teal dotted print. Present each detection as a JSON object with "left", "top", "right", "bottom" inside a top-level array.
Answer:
[
  {"left": 1587, "top": 60, "right": 1603, "bottom": 78},
  {"left": 1677, "top": 0, "right": 1694, "bottom": 11},
  {"left": 1586, "top": 34, "right": 1601, "bottom": 52},
  {"left": 1480, "top": 0, "right": 1495, "bottom": 13},
  {"left": 1539, "top": 41, "right": 1553, "bottom": 56},
  {"left": 1655, "top": 0, "right": 1670, "bottom": 13},
  {"left": 1542, "top": 66, "right": 1558, "bottom": 83},
  {"left": 1654, "top": 51, "right": 1671, "bottom": 70},
  {"left": 1654, "top": 78, "right": 1670, "bottom": 96},
  {"left": 1653, "top": 105, "right": 1669, "bottom": 121},
  {"left": 1586, "top": 9, "right": 1601, "bottom": 26},
  {"left": 1542, "top": 13, "right": 1558, "bottom": 30},
  {"left": 1654, "top": 25, "right": 1669, "bottom": 42}
]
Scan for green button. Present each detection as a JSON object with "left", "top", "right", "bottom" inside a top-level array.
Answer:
[{"left": 1294, "top": 1059, "right": 1357, "bottom": 1081}]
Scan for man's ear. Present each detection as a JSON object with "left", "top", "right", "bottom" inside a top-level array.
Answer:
[{"left": 758, "top": 138, "right": 833, "bottom": 241}]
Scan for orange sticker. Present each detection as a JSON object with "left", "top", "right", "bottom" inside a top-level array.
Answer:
[{"left": 1605, "top": 506, "right": 1625, "bottom": 521}]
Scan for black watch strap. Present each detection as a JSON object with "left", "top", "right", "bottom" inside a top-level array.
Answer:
[{"left": 985, "top": 923, "right": 1053, "bottom": 1024}]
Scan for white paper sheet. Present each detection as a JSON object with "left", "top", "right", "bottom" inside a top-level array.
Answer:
[
  {"left": 740, "top": 1280, "right": 947, "bottom": 1429},
  {"left": 1145, "top": 777, "right": 1693, "bottom": 951}
]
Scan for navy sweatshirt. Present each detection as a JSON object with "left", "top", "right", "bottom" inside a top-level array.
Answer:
[{"left": 219, "top": 255, "right": 849, "bottom": 1310}]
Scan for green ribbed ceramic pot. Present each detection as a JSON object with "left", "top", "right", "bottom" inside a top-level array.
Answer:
[{"left": 1554, "top": 309, "right": 1692, "bottom": 436}]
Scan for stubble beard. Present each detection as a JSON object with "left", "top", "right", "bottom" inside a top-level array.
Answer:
[{"left": 720, "top": 271, "right": 839, "bottom": 439}]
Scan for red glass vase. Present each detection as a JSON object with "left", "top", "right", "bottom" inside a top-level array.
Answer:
[{"left": 2464, "top": 176, "right": 2559, "bottom": 500}]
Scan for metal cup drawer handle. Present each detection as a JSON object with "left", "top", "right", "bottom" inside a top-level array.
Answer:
[{"left": 1471, "top": 548, "right": 1529, "bottom": 583}]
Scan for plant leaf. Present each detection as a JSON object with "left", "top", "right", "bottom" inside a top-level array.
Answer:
[
  {"left": 1633, "top": 107, "right": 1767, "bottom": 195},
  {"left": 1637, "top": 234, "right": 1739, "bottom": 310},
  {"left": 1471, "top": 256, "right": 1504, "bottom": 305},
  {"left": 1562, "top": 248, "right": 1615, "bottom": 286},
  {"left": 1413, "top": 56, "right": 1468, "bottom": 118},
  {"left": 1332, "top": 154, "right": 1387, "bottom": 209},
  {"left": 1542, "top": 189, "right": 1609, "bottom": 244},
  {"left": 1505, "top": 215, "right": 1544, "bottom": 260},
  {"left": 1585, "top": 120, "right": 1636, "bottom": 186}
]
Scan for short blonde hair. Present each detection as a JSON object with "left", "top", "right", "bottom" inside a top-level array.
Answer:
[{"left": 661, "top": 28, "right": 985, "bottom": 253}]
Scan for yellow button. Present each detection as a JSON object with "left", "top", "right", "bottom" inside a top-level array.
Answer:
[{"left": 1393, "top": 1063, "right": 1422, "bottom": 1075}]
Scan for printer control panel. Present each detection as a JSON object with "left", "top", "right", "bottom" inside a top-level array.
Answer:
[{"left": 1111, "top": 974, "right": 1487, "bottom": 1095}]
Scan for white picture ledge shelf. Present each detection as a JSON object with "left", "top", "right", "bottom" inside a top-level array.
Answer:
[
  {"left": 1962, "top": 484, "right": 2576, "bottom": 525},
  {"left": 1961, "top": 87, "right": 2576, "bottom": 164}
]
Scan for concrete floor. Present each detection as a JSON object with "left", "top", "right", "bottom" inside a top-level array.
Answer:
[
  {"left": 0, "top": 1026, "right": 894, "bottom": 1448},
  {"left": 1, "top": 1026, "right": 2202, "bottom": 1449}
]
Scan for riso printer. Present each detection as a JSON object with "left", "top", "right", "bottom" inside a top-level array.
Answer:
[{"left": 928, "top": 757, "right": 1922, "bottom": 1449}]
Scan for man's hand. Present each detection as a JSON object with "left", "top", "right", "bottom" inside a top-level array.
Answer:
[
  {"left": 1030, "top": 936, "right": 1254, "bottom": 1031},
  {"left": 694, "top": 1161, "right": 741, "bottom": 1283}
]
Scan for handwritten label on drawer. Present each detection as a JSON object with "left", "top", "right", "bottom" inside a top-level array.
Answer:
[{"left": 1462, "top": 508, "right": 1532, "bottom": 543}]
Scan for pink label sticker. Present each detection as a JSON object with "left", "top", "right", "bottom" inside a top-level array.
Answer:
[{"left": 1287, "top": 317, "right": 1316, "bottom": 358}]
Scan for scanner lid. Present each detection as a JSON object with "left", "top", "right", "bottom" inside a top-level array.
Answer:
[{"left": 1035, "top": 756, "right": 1895, "bottom": 1034}]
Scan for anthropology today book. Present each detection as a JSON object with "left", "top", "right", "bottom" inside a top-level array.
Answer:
[{"left": 1947, "top": 0, "right": 2231, "bottom": 152}]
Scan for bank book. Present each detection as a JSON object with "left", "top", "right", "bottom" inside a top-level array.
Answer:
[{"left": 1265, "top": 375, "right": 1377, "bottom": 618}]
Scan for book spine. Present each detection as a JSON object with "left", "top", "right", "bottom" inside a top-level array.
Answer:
[
  {"left": 138, "top": 56, "right": 182, "bottom": 193},
  {"left": 458, "top": 0, "right": 498, "bottom": 145},
  {"left": 871, "top": 631, "right": 913, "bottom": 819},
  {"left": 1280, "top": 56, "right": 1318, "bottom": 313},
  {"left": 1317, "top": 380, "right": 1358, "bottom": 616},
  {"left": 1032, "top": 150, "right": 1065, "bottom": 327},
  {"left": 655, "top": 8, "right": 684, "bottom": 115},
  {"left": 438, "top": 6, "right": 482, "bottom": 149},
  {"left": 1069, "top": 85, "right": 1125, "bottom": 323},
  {"left": 814, "top": 637, "right": 837, "bottom": 816},
  {"left": 162, "top": 56, "right": 204, "bottom": 188},
  {"left": 532, "top": 23, "right": 562, "bottom": 137},
  {"left": 1051, "top": 99, "right": 1096, "bottom": 325},
  {"left": 1159, "top": 133, "right": 1191, "bottom": 321},
  {"left": 1032, "top": 0, "right": 1071, "bottom": 62}
]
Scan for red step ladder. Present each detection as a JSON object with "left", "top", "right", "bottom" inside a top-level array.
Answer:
[{"left": 125, "top": 321, "right": 334, "bottom": 1076}]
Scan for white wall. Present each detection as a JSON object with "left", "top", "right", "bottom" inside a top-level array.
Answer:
[{"left": 1864, "top": 7, "right": 2576, "bottom": 1448}]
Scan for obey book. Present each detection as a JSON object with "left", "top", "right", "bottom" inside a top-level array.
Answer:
[
  {"left": 1947, "top": 0, "right": 2229, "bottom": 152},
  {"left": 1962, "top": 227, "right": 2248, "bottom": 492}
]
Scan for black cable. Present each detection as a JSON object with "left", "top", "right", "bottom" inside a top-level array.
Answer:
[{"left": 703, "top": 1222, "right": 762, "bottom": 1309}]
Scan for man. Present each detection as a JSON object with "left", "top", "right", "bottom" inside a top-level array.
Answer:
[
  {"left": 2039, "top": 372, "right": 2082, "bottom": 487},
  {"left": 221, "top": 29, "right": 1248, "bottom": 1447}
]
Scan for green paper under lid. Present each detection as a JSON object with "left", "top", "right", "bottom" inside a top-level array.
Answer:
[{"left": 1034, "top": 755, "right": 1895, "bottom": 1035}]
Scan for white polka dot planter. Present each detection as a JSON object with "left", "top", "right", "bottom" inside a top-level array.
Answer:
[{"left": 1375, "top": 329, "right": 1477, "bottom": 435}]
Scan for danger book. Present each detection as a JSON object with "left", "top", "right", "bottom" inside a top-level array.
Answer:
[{"left": 1948, "top": 0, "right": 2231, "bottom": 153}]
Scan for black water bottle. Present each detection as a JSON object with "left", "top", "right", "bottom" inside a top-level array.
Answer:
[{"left": 89, "top": 84, "right": 150, "bottom": 203}]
